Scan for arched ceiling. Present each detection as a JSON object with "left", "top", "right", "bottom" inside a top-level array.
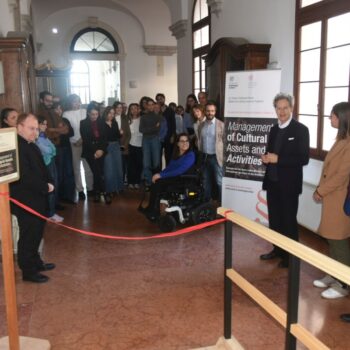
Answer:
[{"left": 31, "top": 0, "right": 177, "bottom": 45}]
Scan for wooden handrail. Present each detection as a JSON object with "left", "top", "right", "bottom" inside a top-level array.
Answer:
[
  {"left": 290, "top": 324, "right": 330, "bottom": 350},
  {"left": 226, "top": 268, "right": 287, "bottom": 327},
  {"left": 218, "top": 207, "right": 350, "bottom": 286},
  {"left": 226, "top": 268, "right": 331, "bottom": 350}
]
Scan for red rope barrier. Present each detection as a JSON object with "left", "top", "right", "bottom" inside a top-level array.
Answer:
[{"left": 0, "top": 192, "right": 232, "bottom": 241}]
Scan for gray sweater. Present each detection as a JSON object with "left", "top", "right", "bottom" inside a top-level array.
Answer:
[{"left": 139, "top": 112, "right": 162, "bottom": 138}]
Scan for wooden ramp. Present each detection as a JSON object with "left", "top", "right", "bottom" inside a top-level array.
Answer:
[{"left": 190, "top": 336, "right": 244, "bottom": 350}]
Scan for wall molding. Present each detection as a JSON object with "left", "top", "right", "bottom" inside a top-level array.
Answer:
[
  {"left": 21, "top": 14, "right": 32, "bottom": 33},
  {"left": 207, "top": 0, "right": 224, "bottom": 17},
  {"left": 143, "top": 45, "right": 177, "bottom": 56},
  {"left": 169, "top": 19, "right": 187, "bottom": 40}
]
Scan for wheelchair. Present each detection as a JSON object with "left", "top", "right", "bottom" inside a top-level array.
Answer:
[{"left": 153, "top": 169, "right": 216, "bottom": 233}]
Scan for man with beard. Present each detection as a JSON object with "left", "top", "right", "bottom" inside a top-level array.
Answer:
[{"left": 198, "top": 101, "right": 224, "bottom": 202}]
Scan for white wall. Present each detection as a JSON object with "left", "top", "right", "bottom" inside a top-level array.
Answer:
[
  {"left": 211, "top": 0, "right": 295, "bottom": 94},
  {"left": 176, "top": 0, "right": 194, "bottom": 105},
  {"left": 0, "top": 2, "right": 15, "bottom": 36},
  {"left": 32, "top": 5, "right": 178, "bottom": 104},
  {"left": 172, "top": 0, "right": 323, "bottom": 231},
  {"left": 176, "top": 0, "right": 296, "bottom": 106}
]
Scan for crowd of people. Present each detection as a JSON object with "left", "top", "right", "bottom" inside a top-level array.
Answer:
[
  {"left": 1, "top": 90, "right": 223, "bottom": 211},
  {"left": 0, "top": 90, "right": 224, "bottom": 283},
  {"left": 1, "top": 91, "right": 349, "bottom": 323}
]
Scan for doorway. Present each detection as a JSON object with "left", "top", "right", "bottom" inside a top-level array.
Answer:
[{"left": 70, "top": 59, "right": 121, "bottom": 106}]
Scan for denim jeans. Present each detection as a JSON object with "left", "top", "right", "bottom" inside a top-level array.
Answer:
[
  {"left": 202, "top": 154, "right": 223, "bottom": 201},
  {"left": 47, "top": 160, "right": 58, "bottom": 217},
  {"left": 142, "top": 136, "right": 160, "bottom": 185},
  {"left": 104, "top": 141, "right": 124, "bottom": 193}
]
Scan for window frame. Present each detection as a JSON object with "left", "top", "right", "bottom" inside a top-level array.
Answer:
[
  {"left": 192, "top": 0, "right": 211, "bottom": 95},
  {"left": 294, "top": 0, "right": 350, "bottom": 159},
  {"left": 70, "top": 27, "right": 119, "bottom": 54},
  {"left": 70, "top": 60, "right": 91, "bottom": 104}
]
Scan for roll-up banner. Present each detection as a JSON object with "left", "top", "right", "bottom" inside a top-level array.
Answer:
[{"left": 222, "top": 70, "right": 281, "bottom": 224}]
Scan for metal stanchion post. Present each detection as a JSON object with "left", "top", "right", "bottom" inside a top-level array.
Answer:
[
  {"left": 224, "top": 220, "right": 233, "bottom": 339},
  {"left": 285, "top": 254, "right": 300, "bottom": 350}
]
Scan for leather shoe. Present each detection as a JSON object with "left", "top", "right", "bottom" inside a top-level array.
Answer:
[
  {"left": 38, "top": 263, "right": 56, "bottom": 271},
  {"left": 340, "top": 313, "right": 350, "bottom": 322},
  {"left": 23, "top": 273, "right": 49, "bottom": 283},
  {"left": 260, "top": 250, "right": 280, "bottom": 260}
]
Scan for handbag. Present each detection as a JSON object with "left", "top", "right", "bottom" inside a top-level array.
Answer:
[{"left": 343, "top": 179, "right": 350, "bottom": 216}]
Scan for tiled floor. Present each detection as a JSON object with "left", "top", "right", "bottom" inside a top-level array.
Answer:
[{"left": 0, "top": 190, "right": 349, "bottom": 349}]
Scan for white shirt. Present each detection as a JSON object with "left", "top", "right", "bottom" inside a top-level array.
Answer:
[
  {"left": 115, "top": 115, "right": 122, "bottom": 130},
  {"left": 62, "top": 109, "right": 87, "bottom": 143},
  {"left": 201, "top": 118, "right": 216, "bottom": 155},
  {"left": 129, "top": 118, "right": 143, "bottom": 147},
  {"left": 175, "top": 114, "right": 185, "bottom": 134},
  {"left": 278, "top": 115, "right": 293, "bottom": 129}
]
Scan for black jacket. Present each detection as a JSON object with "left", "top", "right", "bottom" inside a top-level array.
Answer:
[
  {"left": 80, "top": 117, "right": 108, "bottom": 159},
  {"left": 10, "top": 135, "right": 51, "bottom": 215},
  {"left": 262, "top": 118, "right": 310, "bottom": 194}
]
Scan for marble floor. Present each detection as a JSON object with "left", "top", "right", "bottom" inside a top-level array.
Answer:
[{"left": 0, "top": 190, "right": 349, "bottom": 350}]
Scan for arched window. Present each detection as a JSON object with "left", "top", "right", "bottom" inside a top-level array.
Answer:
[
  {"left": 70, "top": 27, "right": 119, "bottom": 53},
  {"left": 192, "top": 0, "right": 210, "bottom": 96}
]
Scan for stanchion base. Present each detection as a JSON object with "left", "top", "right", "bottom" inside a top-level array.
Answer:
[
  {"left": 190, "top": 336, "right": 244, "bottom": 350},
  {"left": 0, "top": 336, "right": 50, "bottom": 349}
]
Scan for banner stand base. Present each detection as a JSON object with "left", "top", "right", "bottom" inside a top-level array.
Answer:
[
  {"left": 0, "top": 336, "right": 50, "bottom": 350},
  {"left": 190, "top": 336, "right": 244, "bottom": 349}
]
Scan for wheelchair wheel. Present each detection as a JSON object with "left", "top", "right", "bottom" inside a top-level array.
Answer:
[
  {"left": 191, "top": 203, "right": 216, "bottom": 225},
  {"left": 158, "top": 214, "right": 177, "bottom": 232}
]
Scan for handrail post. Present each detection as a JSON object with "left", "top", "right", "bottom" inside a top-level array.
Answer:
[
  {"left": 285, "top": 254, "right": 300, "bottom": 350},
  {"left": 224, "top": 220, "right": 233, "bottom": 339},
  {"left": 0, "top": 183, "right": 20, "bottom": 350}
]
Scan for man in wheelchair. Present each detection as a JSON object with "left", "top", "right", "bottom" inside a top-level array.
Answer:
[{"left": 139, "top": 133, "right": 216, "bottom": 232}]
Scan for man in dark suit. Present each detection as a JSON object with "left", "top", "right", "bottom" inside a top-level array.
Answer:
[
  {"left": 260, "top": 93, "right": 310, "bottom": 268},
  {"left": 10, "top": 113, "right": 55, "bottom": 283}
]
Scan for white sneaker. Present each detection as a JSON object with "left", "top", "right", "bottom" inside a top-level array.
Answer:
[
  {"left": 134, "top": 184, "right": 140, "bottom": 189},
  {"left": 321, "top": 281, "right": 349, "bottom": 299},
  {"left": 128, "top": 184, "right": 134, "bottom": 189},
  {"left": 49, "top": 214, "right": 64, "bottom": 223},
  {"left": 313, "top": 275, "right": 336, "bottom": 288}
]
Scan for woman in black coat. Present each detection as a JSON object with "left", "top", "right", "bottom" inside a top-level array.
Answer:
[{"left": 80, "top": 103, "right": 108, "bottom": 203}]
